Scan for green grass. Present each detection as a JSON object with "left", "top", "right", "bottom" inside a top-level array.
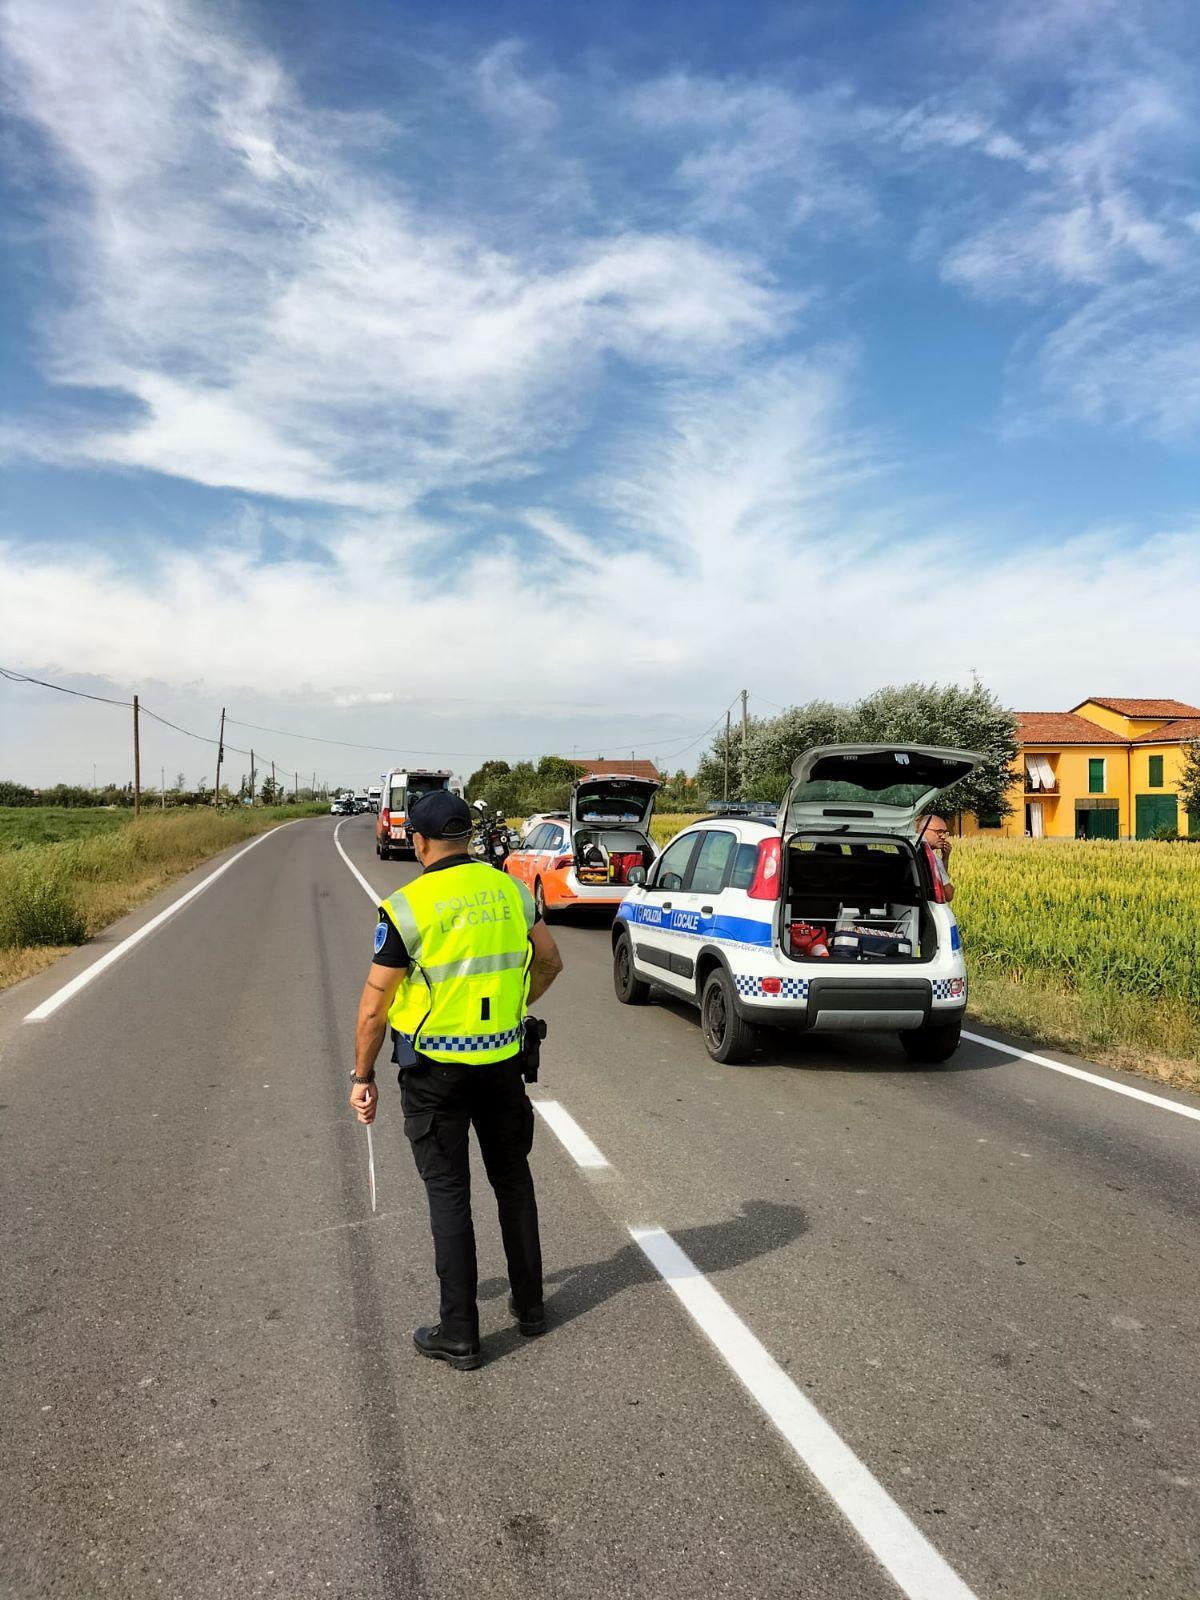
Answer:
[
  {"left": 0, "top": 806, "right": 131, "bottom": 850},
  {"left": 0, "top": 805, "right": 327, "bottom": 990}
]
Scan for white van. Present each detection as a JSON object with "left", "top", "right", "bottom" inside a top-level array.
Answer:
[{"left": 613, "top": 744, "right": 980, "bottom": 1064}]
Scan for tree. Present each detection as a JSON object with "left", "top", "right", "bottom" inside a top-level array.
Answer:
[
  {"left": 695, "top": 679, "right": 1018, "bottom": 819},
  {"left": 259, "top": 776, "right": 282, "bottom": 805},
  {"left": 1180, "top": 740, "right": 1200, "bottom": 832},
  {"left": 466, "top": 760, "right": 511, "bottom": 803},
  {"left": 852, "top": 679, "right": 1019, "bottom": 822}
]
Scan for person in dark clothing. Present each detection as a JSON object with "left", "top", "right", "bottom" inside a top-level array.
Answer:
[{"left": 349, "top": 789, "right": 563, "bottom": 1369}]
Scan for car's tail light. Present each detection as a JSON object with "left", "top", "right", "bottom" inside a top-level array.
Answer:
[
  {"left": 761, "top": 976, "right": 782, "bottom": 995},
  {"left": 747, "top": 836, "right": 781, "bottom": 899},
  {"left": 380, "top": 808, "right": 390, "bottom": 827},
  {"left": 552, "top": 855, "right": 572, "bottom": 870}
]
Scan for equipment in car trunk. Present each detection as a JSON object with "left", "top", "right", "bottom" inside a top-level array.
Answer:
[{"left": 787, "top": 921, "right": 830, "bottom": 958}]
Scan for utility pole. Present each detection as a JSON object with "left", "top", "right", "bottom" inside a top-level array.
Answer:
[
  {"left": 250, "top": 748, "right": 256, "bottom": 806},
  {"left": 271, "top": 759, "right": 276, "bottom": 804},
  {"left": 293, "top": 770, "right": 298, "bottom": 803},
  {"left": 724, "top": 708, "right": 731, "bottom": 801},
  {"left": 160, "top": 765, "right": 165, "bottom": 810},
  {"left": 213, "top": 707, "right": 226, "bottom": 806},
  {"left": 133, "top": 694, "right": 141, "bottom": 818}
]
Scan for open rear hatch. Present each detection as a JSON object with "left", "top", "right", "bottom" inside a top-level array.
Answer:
[
  {"left": 570, "top": 775, "right": 659, "bottom": 887},
  {"left": 778, "top": 744, "right": 981, "bottom": 964},
  {"left": 781, "top": 744, "right": 981, "bottom": 834}
]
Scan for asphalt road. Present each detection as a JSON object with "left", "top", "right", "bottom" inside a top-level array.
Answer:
[{"left": 1, "top": 815, "right": 1196, "bottom": 1600}]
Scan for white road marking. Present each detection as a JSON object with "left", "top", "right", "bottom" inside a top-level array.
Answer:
[
  {"left": 532, "top": 1100, "right": 610, "bottom": 1168},
  {"left": 334, "top": 818, "right": 382, "bottom": 906},
  {"left": 962, "top": 1030, "right": 1200, "bottom": 1125},
  {"left": 24, "top": 823, "right": 298, "bottom": 1023},
  {"left": 629, "top": 1225, "right": 979, "bottom": 1600}
]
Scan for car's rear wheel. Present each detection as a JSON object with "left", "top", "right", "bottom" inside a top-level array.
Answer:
[
  {"left": 701, "top": 968, "right": 757, "bottom": 1064},
  {"left": 613, "top": 934, "right": 650, "bottom": 1005},
  {"left": 534, "top": 878, "right": 552, "bottom": 923},
  {"left": 899, "top": 1020, "right": 961, "bottom": 1064}
]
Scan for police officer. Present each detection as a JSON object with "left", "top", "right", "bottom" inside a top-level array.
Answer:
[{"left": 349, "top": 790, "right": 563, "bottom": 1370}]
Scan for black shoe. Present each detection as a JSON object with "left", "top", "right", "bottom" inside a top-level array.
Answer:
[
  {"left": 413, "top": 1324, "right": 482, "bottom": 1370},
  {"left": 507, "top": 1294, "right": 546, "bottom": 1336}
]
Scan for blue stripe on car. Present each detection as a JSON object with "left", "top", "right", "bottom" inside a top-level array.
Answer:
[{"left": 618, "top": 900, "right": 773, "bottom": 946}]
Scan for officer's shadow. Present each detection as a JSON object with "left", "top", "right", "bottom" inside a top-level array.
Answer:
[{"left": 476, "top": 1198, "right": 807, "bottom": 1365}]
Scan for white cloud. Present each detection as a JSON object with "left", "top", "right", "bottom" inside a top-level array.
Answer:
[
  {"left": 475, "top": 40, "right": 559, "bottom": 140},
  {"left": 0, "top": 0, "right": 783, "bottom": 507},
  {"left": 3, "top": 358, "right": 1198, "bottom": 763},
  {"left": 1031, "top": 280, "right": 1200, "bottom": 438},
  {"left": 626, "top": 72, "right": 880, "bottom": 231}
]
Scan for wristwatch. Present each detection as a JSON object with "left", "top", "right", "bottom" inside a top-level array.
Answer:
[{"left": 350, "top": 1069, "right": 376, "bottom": 1086}]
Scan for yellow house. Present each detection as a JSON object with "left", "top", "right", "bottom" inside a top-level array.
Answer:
[{"left": 963, "top": 697, "right": 1200, "bottom": 840}]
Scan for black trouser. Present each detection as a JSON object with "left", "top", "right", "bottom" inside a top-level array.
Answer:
[{"left": 400, "top": 1054, "right": 542, "bottom": 1344}]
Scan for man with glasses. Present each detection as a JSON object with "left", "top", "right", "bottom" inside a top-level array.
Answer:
[{"left": 917, "top": 813, "right": 955, "bottom": 902}]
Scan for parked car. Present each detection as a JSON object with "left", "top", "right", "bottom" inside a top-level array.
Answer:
[
  {"left": 329, "top": 796, "right": 354, "bottom": 816},
  {"left": 506, "top": 776, "right": 660, "bottom": 919},
  {"left": 612, "top": 744, "right": 981, "bottom": 1064},
  {"left": 519, "top": 811, "right": 569, "bottom": 843}
]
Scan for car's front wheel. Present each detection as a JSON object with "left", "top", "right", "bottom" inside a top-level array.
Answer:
[
  {"left": 899, "top": 1020, "right": 962, "bottom": 1064},
  {"left": 613, "top": 934, "right": 650, "bottom": 1005},
  {"left": 700, "top": 968, "right": 757, "bottom": 1064}
]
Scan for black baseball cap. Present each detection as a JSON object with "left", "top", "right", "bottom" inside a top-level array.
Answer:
[{"left": 407, "top": 790, "right": 473, "bottom": 840}]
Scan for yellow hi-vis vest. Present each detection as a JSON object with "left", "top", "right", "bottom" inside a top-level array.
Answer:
[{"left": 380, "top": 862, "right": 537, "bottom": 1064}]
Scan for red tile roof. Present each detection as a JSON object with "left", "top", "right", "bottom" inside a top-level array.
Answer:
[
  {"left": 572, "top": 759, "right": 661, "bottom": 781},
  {"left": 1016, "top": 713, "right": 1126, "bottom": 746},
  {"left": 1133, "top": 718, "right": 1200, "bottom": 744},
  {"left": 1074, "top": 697, "right": 1200, "bottom": 718}
]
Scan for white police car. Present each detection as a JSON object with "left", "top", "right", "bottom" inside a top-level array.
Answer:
[{"left": 612, "top": 744, "right": 981, "bottom": 1064}]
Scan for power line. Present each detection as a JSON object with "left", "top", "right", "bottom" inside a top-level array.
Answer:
[
  {"left": 0, "top": 665, "right": 133, "bottom": 709},
  {"left": 3, "top": 663, "right": 734, "bottom": 775},
  {"left": 2, "top": 667, "right": 299, "bottom": 783},
  {"left": 224, "top": 711, "right": 726, "bottom": 762}
]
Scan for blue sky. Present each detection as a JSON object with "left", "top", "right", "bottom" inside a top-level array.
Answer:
[{"left": 1, "top": 0, "right": 1199, "bottom": 785}]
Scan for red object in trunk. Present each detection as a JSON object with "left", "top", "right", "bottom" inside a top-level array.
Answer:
[
  {"left": 788, "top": 921, "right": 829, "bottom": 958},
  {"left": 607, "top": 851, "right": 642, "bottom": 885}
]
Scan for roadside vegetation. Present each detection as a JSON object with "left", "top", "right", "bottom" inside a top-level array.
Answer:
[
  {"left": 0, "top": 805, "right": 326, "bottom": 991},
  {"left": 0, "top": 805, "right": 131, "bottom": 849},
  {"left": 951, "top": 839, "right": 1200, "bottom": 1092}
]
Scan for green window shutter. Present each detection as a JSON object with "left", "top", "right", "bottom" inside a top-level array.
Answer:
[
  {"left": 1148, "top": 755, "right": 1163, "bottom": 788},
  {"left": 1088, "top": 758, "right": 1105, "bottom": 794}
]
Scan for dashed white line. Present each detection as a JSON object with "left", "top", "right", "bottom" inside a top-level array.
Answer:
[
  {"left": 963, "top": 1030, "right": 1200, "bottom": 1125},
  {"left": 24, "top": 823, "right": 298, "bottom": 1023},
  {"left": 629, "top": 1225, "right": 979, "bottom": 1600},
  {"left": 532, "top": 1100, "right": 610, "bottom": 1168}
]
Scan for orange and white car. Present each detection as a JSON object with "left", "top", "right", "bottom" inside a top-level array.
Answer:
[{"left": 505, "top": 775, "right": 660, "bottom": 919}]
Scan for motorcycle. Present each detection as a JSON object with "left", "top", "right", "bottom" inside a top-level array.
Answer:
[{"left": 469, "top": 800, "right": 518, "bottom": 866}]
